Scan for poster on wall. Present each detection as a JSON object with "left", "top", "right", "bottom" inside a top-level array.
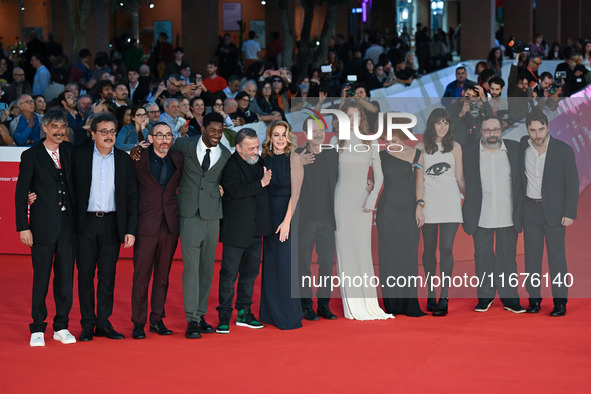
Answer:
[
  {"left": 223, "top": 3, "right": 242, "bottom": 31},
  {"left": 250, "top": 20, "right": 266, "bottom": 49},
  {"left": 153, "top": 21, "right": 173, "bottom": 44}
]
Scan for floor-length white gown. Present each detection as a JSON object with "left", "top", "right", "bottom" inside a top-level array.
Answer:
[{"left": 333, "top": 135, "right": 394, "bottom": 320}]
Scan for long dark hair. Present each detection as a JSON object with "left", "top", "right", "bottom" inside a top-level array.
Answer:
[{"left": 423, "top": 108, "right": 454, "bottom": 154}]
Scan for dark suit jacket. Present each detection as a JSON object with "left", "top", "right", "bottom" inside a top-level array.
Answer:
[
  {"left": 134, "top": 147, "right": 183, "bottom": 236},
  {"left": 219, "top": 152, "right": 272, "bottom": 248},
  {"left": 462, "top": 139, "right": 523, "bottom": 235},
  {"left": 295, "top": 146, "right": 338, "bottom": 229},
  {"left": 129, "top": 79, "right": 150, "bottom": 105},
  {"left": 72, "top": 145, "right": 139, "bottom": 242},
  {"left": 15, "top": 140, "right": 75, "bottom": 244},
  {"left": 519, "top": 135, "right": 579, "bottom": 226}
]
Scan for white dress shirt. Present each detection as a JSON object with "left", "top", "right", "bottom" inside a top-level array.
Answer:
[
  {"left": 479, "top": 141, "right": 513, "bottom": 228},
  {"left": 524, "top": 138, "right": 548, "bottom": 199},
  {"left": 88, "top": 144, "right": 116, "bottom": 212},
  {"left": 196, "top": 136, "right": 222, "bottom": 170}
]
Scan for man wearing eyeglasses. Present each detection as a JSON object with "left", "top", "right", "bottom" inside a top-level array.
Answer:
[
  {"left": 131, "top": 122, "right": 183, "bottom": 339},
  {"left": 462, "top": 115, "right": 525, "bottom": 314},
  {"left": 72, "top": 112, "right": 138, "bottom": 341},
  {"left": 10, "top": 94, "right": 44, "bottom": 146}
]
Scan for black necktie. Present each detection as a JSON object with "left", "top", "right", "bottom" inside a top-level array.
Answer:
[
  {"left": 202, "top": 148, "right": 211, "bottom": 172},
  {"left": 159, "top": 157, "right": 167, "bottom": 188}
]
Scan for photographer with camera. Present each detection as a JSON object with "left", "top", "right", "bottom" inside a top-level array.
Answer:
[
  {"left": 448, "top": 84, "right": 493, "bottom": 146},
  {"left": 532, "top": 72, "right": 559, "bottom": 111},
  {"left": 555, "top": 53, "right": 589, "bottom": 96}
]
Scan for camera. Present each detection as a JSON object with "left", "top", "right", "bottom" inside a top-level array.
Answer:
[
  {"left": 508, "top": 39, "right": 529, "bottom": 53},
  {"left": 547, "top": 83, "right": 560, "bottom": 96},
  {"left": 469, "top": 100, "right": 481, "bottom": 118}
]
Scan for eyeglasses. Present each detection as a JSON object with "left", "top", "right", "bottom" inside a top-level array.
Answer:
[
  {"left": 533, "top": 61, "right": 542, "bottom": 65},
  {"left": 135, "top": 113, "right": 148, "bottom": 117},
  {"left": 214, "top": 103, "right": 223, "bottom": 107},
  {"left": 152, "top": 133, "right": 173, "bottom": 140},
  {"left": 19, "top": 99, "right": 34, "bottom": 105},
  {"left": 482, "top": 127, "right": 502, "bottom": 135},
  {"left": 147, "top": 110, "right": 160, "bottom": 114},
  {"left": 97, "top": 129, "right": 117, "bottom": 136},
  {"left": 13, "top": 73, "right": 25, "bottom": 77},
  {"left": 262, "top": 86, "right": 272, "bottom": 90},
  {"left": 273, "top": 78, "right": 282, "bottom": 82},
  {"left": 195, "top": 76, "right": 203, "bottom": 81}
]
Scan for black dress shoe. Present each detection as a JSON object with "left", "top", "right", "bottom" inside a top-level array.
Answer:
[
  {"left": 317, "top": 305, "right": 337, "bottom": 320},
  {"left": 132, "top": 324, "right": 146, "bottom": 339},
  {"left": 186, "top": 321, "right": 202, "bottom": 339},
  {"left": 433, "top": 298, "right": 448, "bottom": 317},
  {"left": 526, "top": 301, "right": 541, "bottom": 313},
  {"left": 150, "top": 320, "right": 172, "bottom": 335},
  {"left": 426, "top": 298, "right": 437, "bottom": 312},
  {"left": 550, "top": 304, "right": 567, "bottom": 317},
  {"left": 197, "top": 318, "right": 214, "bottom": 334},
  {"left": 302, "top": 307, "right": 319, "bottom": 321},
  {"left": 95, "top": 325, "right": 125, "bottom": 339},
  {"left": 79, "top": 330, "right": 94, "bottom": 342}
]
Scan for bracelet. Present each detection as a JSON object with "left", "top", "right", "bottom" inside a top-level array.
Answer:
[{"left": 416, "top": 199, "right": 426, "bottom": 208}]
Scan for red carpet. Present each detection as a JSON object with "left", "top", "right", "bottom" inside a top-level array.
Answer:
[{"left": 1, "top": 189, "right": 590, "bottom": 392}]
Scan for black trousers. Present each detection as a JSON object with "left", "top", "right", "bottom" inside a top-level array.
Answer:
[
  {"left": 523, "top": 200, "right": 568, "bottom": 305},
  {"left": 421, "top": 223, "right": 459, "bottom": 299},
  {"left": 473, "top": 226, "right": 520, "bottom": 305},
  {"left": 29, "top": 212, "right": 75, "bottom": 333},
  {"left": 77, "top": 213, "right": 121, "bottom": 331},
  {"left": 217, "top": 238, "right": 262, "bottom": 320},
  {"left": 298, "top": 218, "right": 336, "bottom": 309}
]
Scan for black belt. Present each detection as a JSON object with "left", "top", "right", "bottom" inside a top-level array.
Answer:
[
  {"left": 525, "top": 196, "right": 543, "bottom": 205},
  {"left": 88, "top": 211, "right": 116, "bottom": 217}
]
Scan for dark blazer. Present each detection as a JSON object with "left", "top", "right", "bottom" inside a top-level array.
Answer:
[
  {"left": 219, "top": 152, "right": 272, "bottom": 248},
  {"left": 134, "top": 147, "right": 183, "bottom": 236},
  {"left": 295, "top": 146, "right": 338, "bottom": 229},
  {"left": 519, "top": 135, "right": 579, "bottom": 226},
  {"left": 15, "top": 140, "right": 75, "bottom": 244},
  {"left": 129, "top": 79, "right": 150, "bottom": 105},
  {"left": 72, "top": 145, "right": 139, "bottom": 242},
  {"left": 462, "top": 139, "right": 523, "bottom": 235}
]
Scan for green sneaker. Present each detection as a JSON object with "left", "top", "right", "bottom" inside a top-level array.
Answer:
[
  {"left": 216, "top": 324, "right": 230, "bottom": 334},
  {"left": 236, "top": 309, "right": 264, "bottom": 329}
]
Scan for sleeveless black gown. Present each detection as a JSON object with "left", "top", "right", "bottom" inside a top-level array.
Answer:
[
  {"left": 259, "top": 153, "right": 303, "bottom": 329},
  {"left": 376, "top": 150, "right": 426, "bottom": 317}
]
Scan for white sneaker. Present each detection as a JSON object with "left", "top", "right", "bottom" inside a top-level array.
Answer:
[
  {"left": 30, "top": 332, "right": 45, "bottom": 347},
  {"left": 53, "top": 329, "right": 76, "bottom": 344}
]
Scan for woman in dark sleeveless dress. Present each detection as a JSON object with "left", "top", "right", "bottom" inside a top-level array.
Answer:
[
  {"left": 259, "top": 120, "right": 304, "bottom": 329},
  {"left": 377, "top": 129, "right": 427, "bottom": 317}
]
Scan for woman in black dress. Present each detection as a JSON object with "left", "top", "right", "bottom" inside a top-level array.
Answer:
[
  {"left": 377, "top": 129, "right": 426, "bottom": 317},
  {"left": 259, "top": 120, "right": 304, "bottom": 329}
]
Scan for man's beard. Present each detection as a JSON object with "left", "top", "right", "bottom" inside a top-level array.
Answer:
[
  {"left": 245, "top": 155, "right": 259, "bottom": 165},
  {"left": 483, "top": 136, "right": 501, "bottom": 149}
]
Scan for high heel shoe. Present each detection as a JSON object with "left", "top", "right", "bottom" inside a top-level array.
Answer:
[
  {"left": 432, "top": 298, "right": 448, "bottom": 317},
  {"left": 427, "top": 298, "right": 437, "bottom": 312}
]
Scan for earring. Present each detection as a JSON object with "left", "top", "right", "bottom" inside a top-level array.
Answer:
[{"left": 269, "top": 141, "right": 273, "bottom": 151}]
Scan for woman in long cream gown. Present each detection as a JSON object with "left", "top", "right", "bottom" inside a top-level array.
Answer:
[{"left": 333, "top": 100, "right": 393, "bottom": 321}]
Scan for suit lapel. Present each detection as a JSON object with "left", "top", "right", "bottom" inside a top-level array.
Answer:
[
  {"left": 35, "top": 142, "right": 60, "bottom": 181},
  {"left": 541, "top": 136, "right": 553, "bottom": 188}
]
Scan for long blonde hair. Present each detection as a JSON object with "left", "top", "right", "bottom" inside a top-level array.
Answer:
[{"left": 261, "top": 120, "right": 294, "bottom": 157}]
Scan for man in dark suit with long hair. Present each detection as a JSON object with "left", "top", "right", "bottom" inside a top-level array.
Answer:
[
  {"left": 73, "top": 112, "right": 138, "bottom": 341},
  {"left": 131, "top": 122, "right": 183, "bottom": 339},
  {"left": 520, "top": 110, "right": 578, "bottom": 316},
  {"left": 15, "top": 108, "right": 77, "bottom": 347}
]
